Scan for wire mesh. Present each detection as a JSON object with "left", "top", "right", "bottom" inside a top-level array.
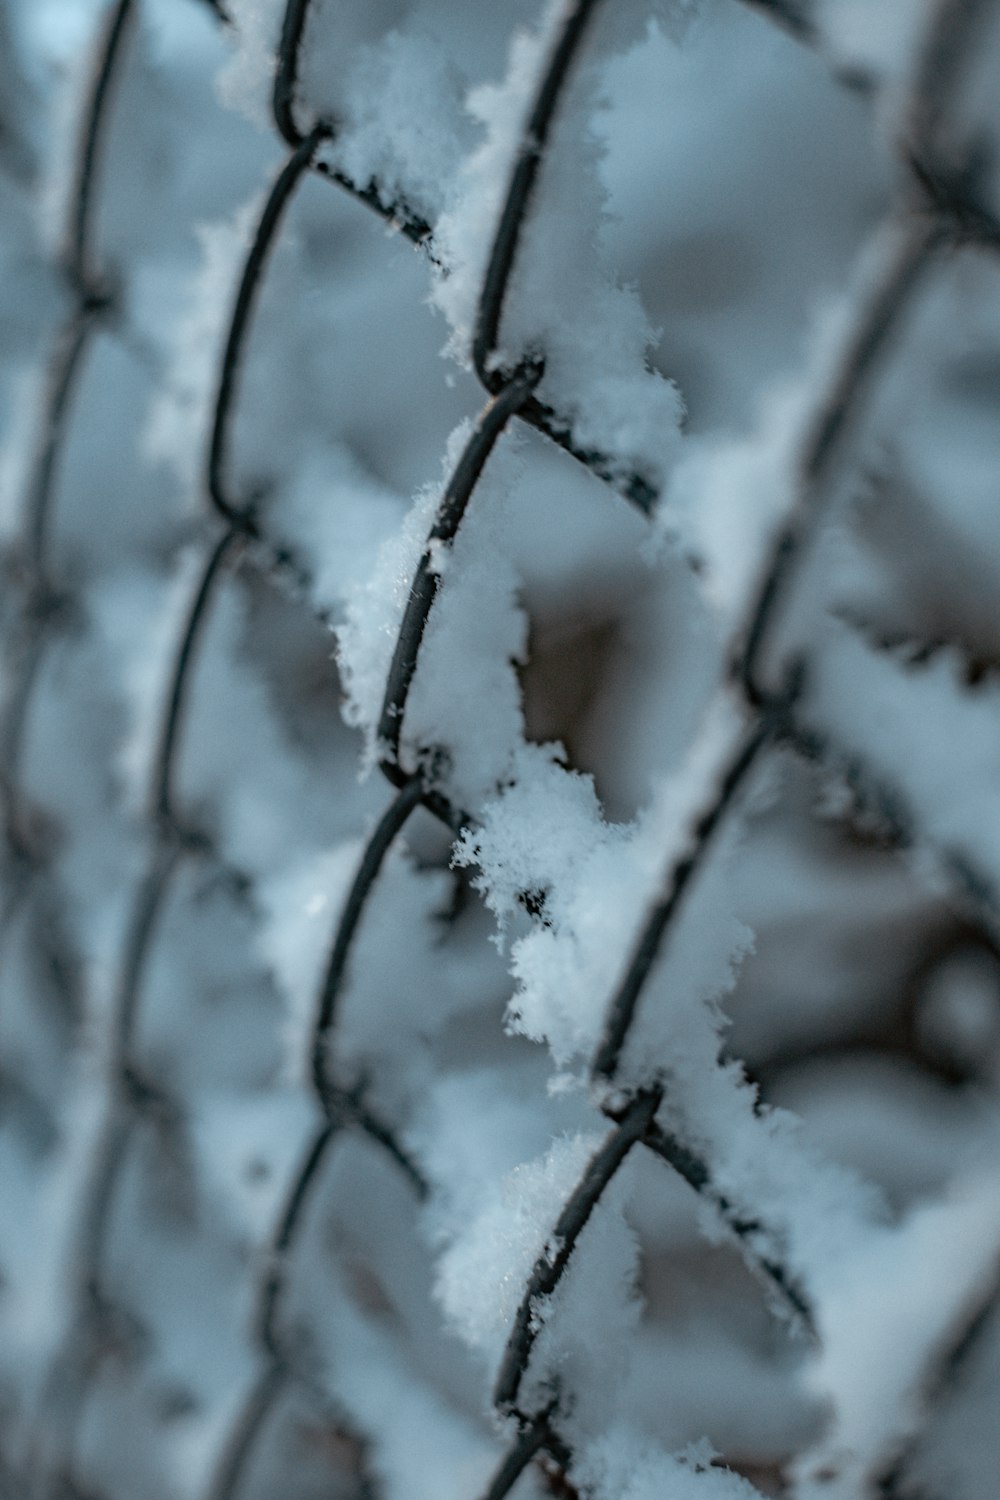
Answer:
[{"left": 3, "top": 1, "right": 1000, "bottom": 1498}]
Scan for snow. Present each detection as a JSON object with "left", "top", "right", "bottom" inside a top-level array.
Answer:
[
  {"left": 215, "top": 0, "right": 285, "bottom": 130},
  {"left": 793, "top": 1170, "right": 1000, "bottom": 1499},
  {"left": 578, "top": 1426, "right": 764, "bottom": 1499},
  {"left": 428, "top": 2, "right": 684, "bottom": 500},
  {"left": 320, "top": 28, "right": 473, "bottom": 226},
  {"left": 189, "top": 1087, "right": 315, "bottom": 1241},
  {"left": 337, "top": 416, "right": 529, "bottom": 806},
  {"left": 455, "top": 698, "right": 752, "bottom": 1075},
  {"left": 427, "top": 1118, "right": 647, "bottom": 1434},
  {"left": 144, "top": 191, "right": 264, "bottom": 495},
  {"left": 802, "top": 622, "right": 1000, "bottom": 909},
  {"left": 255, "top": 836, "right": 366, "bottom": 1080},
  {"left": 432, "top": 1128, "right": 602, "bottom": 1364},
  {"left": 94, "top": 553, "right": 205, "bottom": 812},
  {"left": 5, "top": 0, "right": 1000, "bottom": 1494},
  {"left": 275, "top": 441, "right": 406, "bottom": 617}
]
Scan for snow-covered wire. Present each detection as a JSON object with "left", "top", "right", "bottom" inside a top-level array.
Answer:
[{"left": 7, "top": 0, "right": 1000, "bottom": 1495}]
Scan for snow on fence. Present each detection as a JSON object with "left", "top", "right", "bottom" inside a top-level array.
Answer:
[{"left": 2, "top": 1, "right": 1000, "bottom": 1498}]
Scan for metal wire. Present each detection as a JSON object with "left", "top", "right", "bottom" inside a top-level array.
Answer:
[
  {"left": 0, "top": 19, "right": 137, "bottom": 1477},
  {"left": 463, "top": 0, "right": 1000, "bottom": 1490},
  {"left": 0, "top": 0, "right": 131, "bottom": 902},
  {"left": 24, "top": 8, "right": 433, "bottom": 1491},
  {"left": 7, "top": 0, "right": 1000, "bottom": 1496},
  {"left": 271, "top": 0, "right": 664, "bottom": 510},
  {"left": 376, "top": 370, "right": 542, "bottom": 772}
]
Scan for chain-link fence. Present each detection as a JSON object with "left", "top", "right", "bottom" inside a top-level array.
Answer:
[{"left": 3, "top": 1, "right": 1000, "bottom": 1497}]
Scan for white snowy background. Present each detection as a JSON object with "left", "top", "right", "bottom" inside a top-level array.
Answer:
[{"left": 1, "top": 1, "right": 1000, "bottom": 1498}]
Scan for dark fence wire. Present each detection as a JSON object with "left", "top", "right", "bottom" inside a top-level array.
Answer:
[
  {"left": 0, "top": 13, "right": 138, "bottom": 1480},
  {"left": 0, "top": 0, "right": 132, "bottom": 918},
  {"left": 4, "top": 0, "right": 1000, "bottom": 1497},
  {"left": 465, "top": 0, "right": 1000, "bottom": 1491}
]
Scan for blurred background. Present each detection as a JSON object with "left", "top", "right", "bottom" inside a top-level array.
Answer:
[{"left": 2, "top": 2, "right": 1000, "bottom": 1497}]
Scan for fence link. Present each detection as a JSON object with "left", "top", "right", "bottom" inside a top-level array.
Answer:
[{"left": 2, "top": 1, "right": 1000, "bottom": 1498}]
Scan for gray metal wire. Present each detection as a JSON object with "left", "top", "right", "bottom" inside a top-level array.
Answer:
[{"left": 4, "top": 1, "right": 1000, "bottom": 1497}]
